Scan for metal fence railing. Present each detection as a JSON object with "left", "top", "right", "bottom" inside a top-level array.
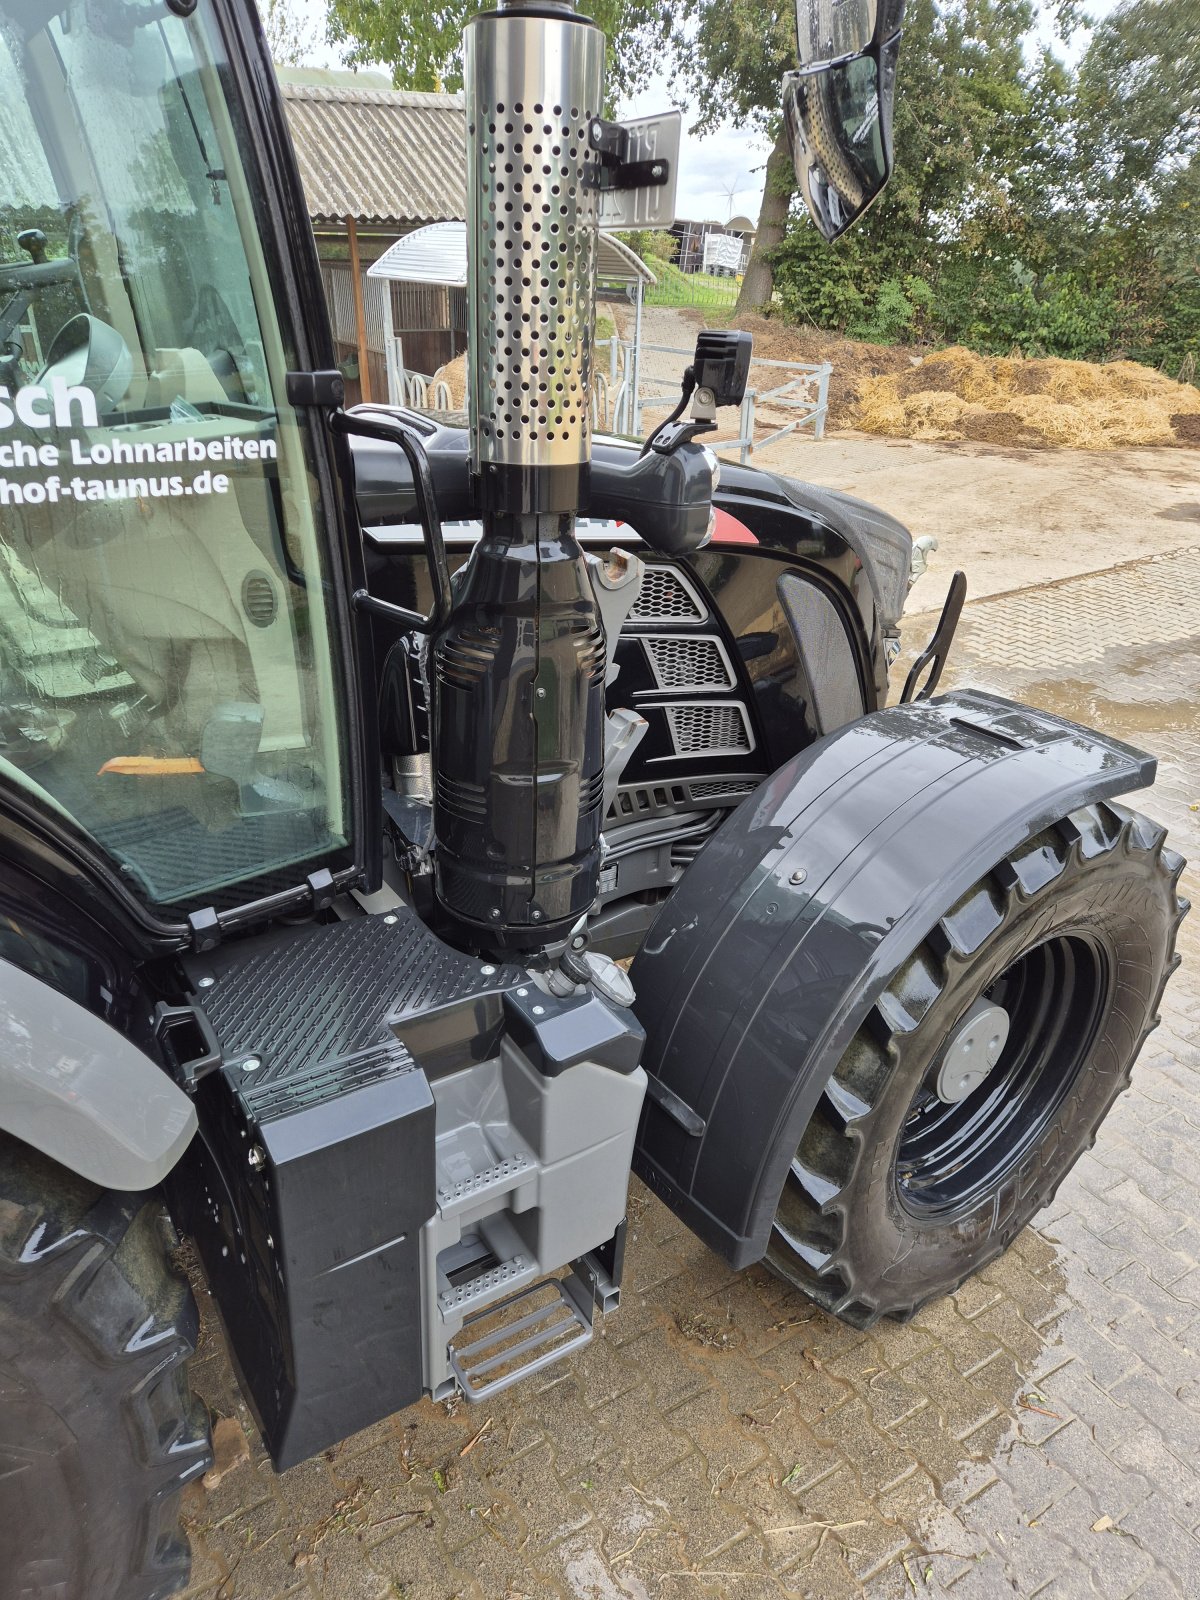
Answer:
[{"left": 594, "top": 338, "right": 831, "bottom": 461}]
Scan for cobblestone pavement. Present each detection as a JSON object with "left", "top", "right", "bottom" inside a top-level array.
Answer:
[{"left": 182, "top": 545, "right": 1200, "bottom": 1600}]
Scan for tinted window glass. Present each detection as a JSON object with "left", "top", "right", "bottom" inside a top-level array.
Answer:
[{"left": 0, "top": 0, "right": 350, "bottom": 910}]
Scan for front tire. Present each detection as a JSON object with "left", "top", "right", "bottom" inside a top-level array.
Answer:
[
  {"left": 0, "top": 1137, "right": 211, "bottom": 1600},
  {"left": 767, "top": 802, "right": 1188, "bottom": 1327}
]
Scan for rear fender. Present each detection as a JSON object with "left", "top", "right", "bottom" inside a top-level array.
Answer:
[
  {"left": 0, "top": 959, "right": 196, "bottom": 1190},
  {"left": 630, "top": 688, "right": 1158, "bottom": 1268}
]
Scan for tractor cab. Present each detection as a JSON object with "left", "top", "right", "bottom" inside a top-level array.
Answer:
[{"left": 0, "top": 0, "right": 358, "bottom": 916}]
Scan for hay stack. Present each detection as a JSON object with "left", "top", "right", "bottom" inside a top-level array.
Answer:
[{"left": 855, "top": 349, "right": 1200, "bottom": 448}]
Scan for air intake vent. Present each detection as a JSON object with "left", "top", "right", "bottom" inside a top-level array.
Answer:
[
  {"left": 242, "top": 571, "right": 278, "bottom": 629},
  {"left": 665, "top": 702, "right": 754, "bottom": 758},
  {"left": 643, "top": 635, "right": 734, "bottom": 691},
  {"left": 689, "top": 778, "right": 759, "bottom": 801},
  {"left": 630, "top": 567, "right": 706, "bottom": 623}
]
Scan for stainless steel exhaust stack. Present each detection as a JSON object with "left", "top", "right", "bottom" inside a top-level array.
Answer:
[
  {"left": 465, "top": 1, "right": 604, "bottom": 504},
  {"left": 430, "top": 2, "right": 610, "bottom": 949}
]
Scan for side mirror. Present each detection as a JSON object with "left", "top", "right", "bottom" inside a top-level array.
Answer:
[{"left": 784, "top": 0, "right": 905, "bottom": 241}]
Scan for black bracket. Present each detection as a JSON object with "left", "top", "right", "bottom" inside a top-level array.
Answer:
[
  {"left": 585, "top": 117, "right": 672, "bottom": 194},
  {"left": 286, "top": 369, "right": 346, "bottom": 409},
  {"left": 901, "top": 570, "right": 968, "bottom": 704}
]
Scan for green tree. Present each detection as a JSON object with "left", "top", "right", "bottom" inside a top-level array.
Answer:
[
  {"left": 674, "top": 1, "right": 797, "bottom": 315},
  {"left": 326, "top": 0, "right": 674, "bottom": 97}
]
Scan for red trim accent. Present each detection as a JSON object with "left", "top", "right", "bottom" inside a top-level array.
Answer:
[{"left": 711, "top": 508, "right": 758, "bottom": 546}]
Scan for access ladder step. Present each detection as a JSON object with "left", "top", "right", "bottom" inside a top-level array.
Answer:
[{"left": 448, "top": 1279, "right": 593, "bottom": 1401}]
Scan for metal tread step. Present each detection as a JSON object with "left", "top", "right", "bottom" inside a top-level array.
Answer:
[
  {"left": 448, "top": 1279, "right": 593, "bottom": 1400},
  {"left": 436, "top": 1147, "right": 534, "bottom": 1213},
  {"left": 438, "top": 1252, "right": 537, "bottom": 1315}
]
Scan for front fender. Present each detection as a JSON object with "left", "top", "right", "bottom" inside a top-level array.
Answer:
[
  {"left": 630, "top": 688, "right": 1158, "bottom": 1269},
  {"left": 0, "top": 959, "right": 196, "bottom": 1190}
]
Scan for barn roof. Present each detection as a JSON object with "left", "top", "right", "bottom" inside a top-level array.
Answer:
[{"left": 280, "top": 81, "right": 468, "bottom": 229}]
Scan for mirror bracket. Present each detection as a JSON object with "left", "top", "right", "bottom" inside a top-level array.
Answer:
[{"left": 584, "top": 117, "right": 672, "bottom": 195}]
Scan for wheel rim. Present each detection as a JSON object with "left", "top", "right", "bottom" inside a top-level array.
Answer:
[{"left": 894, "top": 933, "right": 1112, "bottom": 1220}]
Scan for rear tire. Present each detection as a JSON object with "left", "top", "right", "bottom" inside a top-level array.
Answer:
[
  {"left": 767, "top": 802, "right": 1188, "bottom": 1327},
  {"left": 0, "top": 1137, "right": 211, "bottom": 1600}
]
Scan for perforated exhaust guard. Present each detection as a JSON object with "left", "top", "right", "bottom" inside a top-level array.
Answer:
[{"left": 464, "top": 4, "right": 604, "bottom": 499}]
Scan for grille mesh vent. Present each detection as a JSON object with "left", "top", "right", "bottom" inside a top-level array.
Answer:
[
  {"left": 666, "top": 703, "right": 753, "bottom": 757},
  {"left": 644, "top": 635, "right": 733, "bottom": 691},
  {"left": 689, "top": 779, "right": 758, "bottom": 800},
  {"left": 630, "top": 567, "right": 706, "bottom": 623}
]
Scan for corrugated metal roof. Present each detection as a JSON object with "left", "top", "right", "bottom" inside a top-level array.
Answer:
[
  {"left": 368, "top": 221, "right": 657, "bottom": 287},
  {"left": 281, "top": 83, "right": 468, "bottom": 229}
]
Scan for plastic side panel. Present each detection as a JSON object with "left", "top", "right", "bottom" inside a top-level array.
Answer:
[
  {"left": 0, "top": 958, "right": 196, "bottom": 1189},
  {"left": 631, "top": 688, "right": 1157, "bottom": 1268}
]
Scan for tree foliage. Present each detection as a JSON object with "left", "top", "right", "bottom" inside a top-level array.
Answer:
[
  {"left": 771, "top": 0, "right": 1200, "bottom": 370},
  {"left": 325, "top": 0, "right": 674, "bottom": 98}
]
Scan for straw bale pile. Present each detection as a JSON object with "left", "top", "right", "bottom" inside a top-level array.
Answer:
[{"left": 855, "top": 346, "right": 1200, "bottom": 448}]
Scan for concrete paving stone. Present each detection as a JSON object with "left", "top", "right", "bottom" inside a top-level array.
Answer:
[
  {"left": 1030, "top": 1562, "right": 1104, "bottom": 1600},
  {"left": 1038, "top": 1361, "right": 1137, "bottom": 1452},
  {"left": 971, "top": 1294, "right": 1062, "bottom": 1373},
  {"left": 664, "top": 1386, "right": 770, "bottom": 1484},
  {"left": 757, "top": 1333, "right": 857, "bottom": 1424},
  {"left": 1126, "top": 1578, "right": 1188, "bottom": 1600},
  {"left": 1106, "top": 1369, "right": 1200, "bottom": 1470},
  {"left": 542, "top": 1532, "right": 654, "bottom": 1600},
  {"left": 474, "top": 1439, "right": 593, "bottom": 1550},
  {"left": 938, "top": 1551, "right": 1013, "bottom": 1596},
  {"left": 457, "top": 1529, "right": 579, "bottom": 1600},
  {"left": 1038, "top": 1213, "right": 1136, "bottom": 1286},
  {"left": 810, "top": 1396, "right": 920, "bottom": 1498},
  {"left": 1038, "top": 1421, "right": 1152, "bottom": 1520},
  {"left": 1108, "top": 1311, "right": 1199, "bottom": 1391},
  {"left": 886, "top": 1404, "right": 990, "bottom": 1500},
  {"left": 835, "top": 1361, "right": 931, "bottom": 1432},
  {"left": 977, "top": 1256, "right": 1068, "bottom": 1330},
  {"left": 1118, "top": 1501, "right": 1200, "bottom": 1594},
  {"left": 568, "top": 1326, "right": 650, "bottom": 1409},
  {"left": 590, "top": 1386, "right": 697, "bottom": 1485},
  {"left": 622, "top": 1327, "right": 714, "bottom": 1414},
  {"left": 780, "top": 1536, "right": 866, "bottom": 1600},
  {"left": 951, "top": 1277, "right": 1006, "bottom": 1322},
  {"left": 602, "top": 1292, "right": 667, "bottom": 1351},
  {"left": 1030, "top": 1487, "right": 1156, "bottom": 1599},
  {"left": 956, "top": 1478, "right": 1079, "bottom": 1597},
  {"left": 624, "top": 1234, "right": 691, "bottom": 1298},
  {"left": 1033, "top": 1308, "right": 1141, "bottom": 1394},
  {"left": 369, "top": 1529, "right": 476, "bottom": 1600},
  {"left": 522, "top": 1373, "right": 616, "bottom": 1477},
  {"left": 1105, "top": 1264, "right": 1199, "bottom": 1339},
  {"left": 994, "top": 1440, "right": 1076, "bottom": 1522},
  {"left": 641, "top": 1452, "right": 769, "bottom": 1567},
  {"left": 833, "top": 1512, "right": 915, "bottom": 1584},
  {"left": 1102, "top": 1221, "right": 1197, "bottom": 1289},
  {"left": 894, "top": 1349, "right": 1001, "bottom": 1442}
]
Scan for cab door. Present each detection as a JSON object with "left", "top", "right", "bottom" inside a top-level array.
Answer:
[{"left": 0, "top": 0, "right": 375, "bottom": 929}]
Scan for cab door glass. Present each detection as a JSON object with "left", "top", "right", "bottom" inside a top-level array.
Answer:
[{"left": 0, "top": 0, "right": 351, "bottom": 911}]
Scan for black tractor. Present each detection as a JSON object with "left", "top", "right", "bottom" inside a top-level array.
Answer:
[{"left": 0, "top": 0, "right": 1185, "bottom": 1595}]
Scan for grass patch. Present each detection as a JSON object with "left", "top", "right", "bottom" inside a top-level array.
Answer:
[{"left": 646, "top": 260, "right": 739, "bottom": 310}]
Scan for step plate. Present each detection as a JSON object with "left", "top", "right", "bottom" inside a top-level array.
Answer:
[{"left": 448, "top": 1279, "right": 593, "bottom": 1401}]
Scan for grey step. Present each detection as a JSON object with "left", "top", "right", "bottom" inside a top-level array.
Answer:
[
  {"left": 448, "top": 1279, "right": 592, "bottom": 1401},
  {"left": 437, "top": 1252, "right": 537, "bottom": 1316},
  {"left": 435, "top": 1147, "right": 535, "bottom": 1214}
]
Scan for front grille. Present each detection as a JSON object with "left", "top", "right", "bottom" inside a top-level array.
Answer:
[
  {"left": 643, "top": 634, "right": 734, "bottom": 691},
  {"left": 630, "top": 566, "right": 706, "bottom": 623},
  {"left": 689, "top": 778, "right": 759, "bottom": 801},
  {"left": 665, "top": 702, "right": 754, "bottom": 758},
  {"left": 607, "top": 781, "right": 689, "bottom": 822}
]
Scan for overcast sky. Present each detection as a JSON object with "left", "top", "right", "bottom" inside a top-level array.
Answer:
[{"left": 286, "top": 0, "right": 1123, "bottom": 230}]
